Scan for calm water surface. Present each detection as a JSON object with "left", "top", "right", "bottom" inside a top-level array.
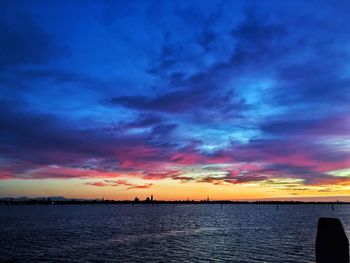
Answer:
[{"left": 0, "top": 204, "right": 349, "bottom": 263}]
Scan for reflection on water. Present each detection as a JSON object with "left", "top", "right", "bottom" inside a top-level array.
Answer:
[{"left": 0, "top": 204, "right": 349, "bottom": 262}]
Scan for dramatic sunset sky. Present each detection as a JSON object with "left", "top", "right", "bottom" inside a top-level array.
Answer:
[{"left": 0, "top": 0, "right": 349, "bottom": 200}]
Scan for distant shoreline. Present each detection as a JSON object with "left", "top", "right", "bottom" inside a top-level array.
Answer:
[{"left": 1, "top": 200, "right": 350, "bottom": 205}]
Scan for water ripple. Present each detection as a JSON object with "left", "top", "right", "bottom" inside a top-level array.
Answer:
[{"left": 0, "top": 204, "right": 349, "bottom": 262}]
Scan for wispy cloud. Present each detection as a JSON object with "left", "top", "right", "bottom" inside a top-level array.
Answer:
[{"left": 86, "top": 180, "right": 154, "bottom": 190}]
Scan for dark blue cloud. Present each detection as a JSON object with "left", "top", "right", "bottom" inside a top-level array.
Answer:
[{"left": 0, "top": 3, "right": 66, "bottom": 69}]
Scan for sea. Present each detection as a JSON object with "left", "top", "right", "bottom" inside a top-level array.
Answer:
[{"left": 0, "top": 204, "right": 349, "bottom": 262}]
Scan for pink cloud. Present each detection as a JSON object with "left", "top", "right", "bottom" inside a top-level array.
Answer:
[
  {"left": 85, "top": 179, "right": 154, "bottom": 190},
  {"left": 85, "top": 182, "right": 108, "bottom": 187},
  {"left": 15, "top": 166, "right": 128, "bottom": 180},
  {"left": 143, "top": 170, "right": 183, "bottom": 180}
]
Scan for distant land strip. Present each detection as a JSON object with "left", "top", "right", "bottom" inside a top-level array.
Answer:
[{"left": 1, "top": 198, "right": 349, "bottom": 205}]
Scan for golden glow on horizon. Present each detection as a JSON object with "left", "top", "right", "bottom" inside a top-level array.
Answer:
[{"left": 1, "top": 177, "right": 349, "bottom": 202}]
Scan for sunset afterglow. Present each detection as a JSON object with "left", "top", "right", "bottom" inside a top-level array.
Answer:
[{"left": 1, "top": 0, "right": 349, "bottom": 201}]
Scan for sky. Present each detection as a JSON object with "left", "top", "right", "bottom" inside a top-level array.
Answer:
[{"left": 0, "top": 0, "right": 349, "bottom": 201}]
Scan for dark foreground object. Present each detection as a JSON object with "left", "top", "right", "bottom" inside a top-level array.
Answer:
[{"left": 316, "top": 217, "right": 349, "bottom": 263}]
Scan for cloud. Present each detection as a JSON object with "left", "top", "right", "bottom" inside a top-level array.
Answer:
[
  {"left": 86, "top": 179, "right": 154, "bottom": 190},
  {"left": 0, "top": 99, "right": 200, "bottom": 179},
  {"left": 2, "top": 97, "right": 348, "bottom": 188},
  {"left": 0, "top": 100, "right": 110, "bottom": 164},
  {"left": 130, "top": 183, "right": 153, "bottom": 189},
  {"left": 85, "top": 182, "right": 108, "bottom": 187},
  {"left": 142, "top": 170, "right": 183, "bottom": 180},
  {"left": 0, "top": 8, "right": 66, "bottom": 69},
  {"left": 110, "top": 73, "right": 247, "bottom": 123},
  {"left": 228, "top": 8, "right": 287, "bottom": 69},
  {"left": 110, "top": 86, "right": 242, "bottom": 116}
]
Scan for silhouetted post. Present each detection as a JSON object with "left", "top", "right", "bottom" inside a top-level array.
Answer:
[
  {"left": 331, "top": 203, "right": 334, "bottom": 211},
  {"left": 220, "top": 203, "right": 222, "bottom": 209},
  {"left": 316, "top": 217, "right": 349, "bottom": 263},
  {"left": 276, "top": 204, "right": 279, "bottom": 210}
]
